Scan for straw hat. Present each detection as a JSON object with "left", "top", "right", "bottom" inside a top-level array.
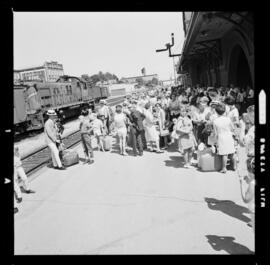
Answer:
[
  {"left": 210, "top": 100, "right": 221, "bottom": 107},
  {"left": 199, "top": 96, "right": 209, "bottom": 105},
  {"left": 46, "top": 109, "right": 57, "bottom": 116}
]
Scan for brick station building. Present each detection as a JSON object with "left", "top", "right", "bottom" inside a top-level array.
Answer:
[{"left": 178, "top": 12, "right": 254, "bottom": 89}]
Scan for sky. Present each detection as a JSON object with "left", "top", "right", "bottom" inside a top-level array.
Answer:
[{"left": 14, "top": 12, "right": 185, "bottom": 81}]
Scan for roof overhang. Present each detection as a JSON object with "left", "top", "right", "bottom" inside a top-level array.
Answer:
[{"left": 179, "top": 12, "right": 252, "bottom": 70}]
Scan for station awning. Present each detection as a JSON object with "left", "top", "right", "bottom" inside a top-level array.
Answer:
[{"left": 179, "top": 12, "right": 253, "bottom": 71}]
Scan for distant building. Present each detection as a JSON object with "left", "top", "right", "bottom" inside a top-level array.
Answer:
[
  {"left": 121, "top": 74, "right": 158, "bottom": 84},
  {"left": 14, "top": 70, "right": 21, "bottom": 84},
  {"left": 14, "top": 61, "right": 64, "bottom": 83},
  {"left": 161, "top": 79, "right": 176, "bottom": 86}
]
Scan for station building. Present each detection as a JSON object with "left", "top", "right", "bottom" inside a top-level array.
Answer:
[
  {"left": 14, "top": 61, "right": 64, "bottom": 83},
  {"left": 14, "top": 70, "right": 21, "bottom": 84},
  {"left": 178, "top": 12, "right": 254, "bottom": 89}
]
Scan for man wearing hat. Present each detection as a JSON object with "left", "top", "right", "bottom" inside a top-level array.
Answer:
[
  {"left": 126, "top": 101, "right": 145, "bottom": 156},
  {"left": 98, "top": 99, "right": 111, "bottom": 135},
  {"left": 44, "top": 109, "right": 66, "bottom": 170}
]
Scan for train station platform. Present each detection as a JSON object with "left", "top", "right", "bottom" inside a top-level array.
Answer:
[{"left": 15, "top": 138, "right": 254, "bottom": 254}]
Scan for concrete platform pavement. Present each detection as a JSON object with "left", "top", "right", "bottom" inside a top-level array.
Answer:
[{"left": 15, "top": 138, "right": 254, "bottom": 255}]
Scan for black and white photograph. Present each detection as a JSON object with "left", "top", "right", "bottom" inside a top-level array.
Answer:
[{"left": 3, "top": 7, "right": 269, "bottom": 259}]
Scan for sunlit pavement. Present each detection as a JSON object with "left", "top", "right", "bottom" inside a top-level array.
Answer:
[{"left": 15, "top": 138, "right": 254, "bottom": 254}]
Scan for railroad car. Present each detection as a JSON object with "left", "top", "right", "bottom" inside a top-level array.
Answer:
[
  {"left": 14, "top": 84, "right": 44, "bottom": 133},
  {"left": 107, "top": 83, "right": 136, "bottom": 97}
]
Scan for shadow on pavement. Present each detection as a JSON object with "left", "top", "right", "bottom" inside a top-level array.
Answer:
[
  {"left": 206, "top": 235, "right": 254, "bottom": 254},
  {"left": 164, "top": 156, "right": 185, "bottom": 168},
  {"left": 205, "top": 197, "right": 251, "bottom": 223},
  {"left": 164, "top": 144, "right": 178, "bottom": 153}
]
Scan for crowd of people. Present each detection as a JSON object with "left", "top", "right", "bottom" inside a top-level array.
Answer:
[
  {"left": 76, "top": 84, "right": 255, "bottom": 230},
  {"left": 14, "top": 84, "right": 255, "bottom": 231}
]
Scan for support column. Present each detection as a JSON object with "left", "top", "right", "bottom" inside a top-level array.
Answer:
[{"left": 219, "top": 65, "right": 228, "bottom": 87}]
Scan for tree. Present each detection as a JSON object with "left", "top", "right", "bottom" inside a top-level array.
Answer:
[
  {"left": 89, "top": 71, "right": 119, "bottom": 85},
  {"left": 90, "top": 74, "right": 100, "bottom": 84},
  {"left": 104, "top": 72, "right": 113, "bottom": 80},
  {"left": 81, "top": 74, "right": 91, "bottom": 81}
]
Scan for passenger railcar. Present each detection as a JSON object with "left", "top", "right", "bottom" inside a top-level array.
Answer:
[{"left": 107, "top": 83, "right": 136, "bottom": 97}]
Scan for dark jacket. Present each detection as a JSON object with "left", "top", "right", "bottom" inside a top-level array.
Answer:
[{"left": 128, "top": 110, "right": 145, "bottom": 132}]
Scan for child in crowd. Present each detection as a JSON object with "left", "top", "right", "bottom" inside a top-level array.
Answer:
[
  {"left": 176, "top": 106, "right": 195, "bottom": 168},
  {"left": 98, "top": 115, "right": 108, "bottom": 135},
  {"left": 175, "top": 115, "right": 184, "bottom": 154},
  {"left": 91, "top": 113, "right": 105, "bottom": 152},
  {"left": 98, "top": 113, "right": 109, "bottom": 135}
]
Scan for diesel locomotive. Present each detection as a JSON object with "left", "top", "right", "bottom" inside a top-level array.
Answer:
[{"left": 14, "top": 75, "right": 109, "bottom": 134}]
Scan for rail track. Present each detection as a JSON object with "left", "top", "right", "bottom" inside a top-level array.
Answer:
[{"left": 21, "top": 94, "right": 128, "bottom": 176}]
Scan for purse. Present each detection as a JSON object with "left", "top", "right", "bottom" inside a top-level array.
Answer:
[
  {"left": 58, "top": 142, "right": 66, "bottom": 152},
  {"left": 160, "top": 129, "right": 170, "bottom": 137}
]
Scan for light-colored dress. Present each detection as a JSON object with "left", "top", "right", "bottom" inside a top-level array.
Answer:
[
  {"left": 114, "top": 113, "right": 127, "bottom": 138},
  {"left": 213, "top": 116, "right": 235, "bottom": 155},
  {"left": 143, "top": 110, "right": 159, "bottom": 142},
  {"left": 244, "top": 125, "right": 255, "bottom": 157},
  {"left": 228, "top": 106, "right": 239, "bottom": 125},
  {"left": 177, "top": 117, "right": 195, "bottom": 150},
  {"left": 91, "top": 118, "right": 103, "bottom": 136}
]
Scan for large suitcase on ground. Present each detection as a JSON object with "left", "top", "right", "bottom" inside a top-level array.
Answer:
[
  {"left": 198, "top": 148, "right": 222, "bottom": 172},
  {"left": 102, "top": 136, "right": 112, "bottom": 151},
  {"left": 62, "top": 149, "right": 79, "bottom": 167}
]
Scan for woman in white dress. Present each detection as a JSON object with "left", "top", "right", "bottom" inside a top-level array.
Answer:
[
  {"left": 213, "top": 103, "right": 235, "bottom": 173},
  {"left": 143, "top": 102, "right": 163, "bottom": 153}
]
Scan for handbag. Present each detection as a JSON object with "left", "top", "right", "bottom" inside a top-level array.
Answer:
[
  {"left": 58, "top": 142, "right": 66, "bottom": 152},
  {"left": 160, "top": 129, "right": 170, "bottom": 137}
]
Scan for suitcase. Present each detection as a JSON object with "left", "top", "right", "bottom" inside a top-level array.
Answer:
[
  {"left": 62, "top": 149, "right": 79, "bottom": 167},
  {"left": 198, "top": 148, "right": 222, "bottom": 172},
  {"left": 127, "top": 132, "right": 133, "bottom": 148},
  {"left": 102, "top": 136, "right": 111, "bottom": 151}
]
